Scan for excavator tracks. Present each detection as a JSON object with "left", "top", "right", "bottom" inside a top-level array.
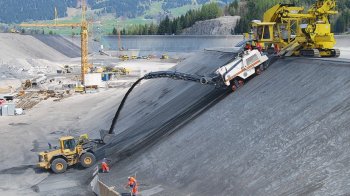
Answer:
[
  {"left": 333, "top": 48, "right": 341, "bottom": 58},
  {"left": 300, "top": 49, "right": 321, "bottom": 57}
]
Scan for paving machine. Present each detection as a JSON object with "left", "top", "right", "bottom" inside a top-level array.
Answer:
[
  {"left": 100, "top": 48, "right": 270, "bottom": 141},
  {"left": 245, "top": 0, "right": 340, "bottom": 57},
  {"left": 37, "top": 134, "right": 104, "bottom": 174},
  {"left": 212, "top": 49, "right": 269, "bottom": 91}
]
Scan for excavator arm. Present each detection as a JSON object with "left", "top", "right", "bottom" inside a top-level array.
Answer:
[{"left": 310, "top": 0, "right": 337, "bottom": 15}]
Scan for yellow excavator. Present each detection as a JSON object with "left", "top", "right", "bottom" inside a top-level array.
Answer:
[{"left": 245, "top": 0, "right": 340, "bottom": 57}]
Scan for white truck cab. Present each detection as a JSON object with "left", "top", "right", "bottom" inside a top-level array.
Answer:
[{"left": 216, "top": 49, "right": 269, "bottom": 87}]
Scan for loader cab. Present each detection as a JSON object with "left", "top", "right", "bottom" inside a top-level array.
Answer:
[{"left": 59, "top": 136, "right": 78, "bottom": 154}]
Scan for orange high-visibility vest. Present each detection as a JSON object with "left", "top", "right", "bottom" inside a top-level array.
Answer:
[
  {"left": 128, "top": 177, "right": 137, "bottom": 186},
  {"left": 102, "top": 162, "right": 109, "bottom": 171},
  {"left": 256, "top": 42, "right": 262, "bottom": 52},
  {"left": 274, "top": 44, "right": 280, "bottom": 53},
  {"left": 132, "top": 185, "right": 138, "bottom": 194}
]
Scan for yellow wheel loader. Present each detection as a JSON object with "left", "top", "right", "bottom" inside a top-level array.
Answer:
[{"left": 38, "top": 134, "right": 103, "bottom": 174}]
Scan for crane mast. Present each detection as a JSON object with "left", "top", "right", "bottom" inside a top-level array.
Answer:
[{"left": 81, "top": 0, "right": 89, "bottom": 84}]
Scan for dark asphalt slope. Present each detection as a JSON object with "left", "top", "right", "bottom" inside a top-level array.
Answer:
[
  {"left": 32, "top": 35, "right": 81, "bottom": 58},
  {"left": 101, "top": 57, "right": 350, "bottom": 195},
  {"left": 96, "top": 50, "right": 235, "bottom": 159}
]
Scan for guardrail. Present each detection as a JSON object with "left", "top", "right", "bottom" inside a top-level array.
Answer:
[
  {"left": 98, "top": 180, "right": 121, "bottom": 196},
  {"left": 90, "top": 165, "right": 121, "bottom": 196}
]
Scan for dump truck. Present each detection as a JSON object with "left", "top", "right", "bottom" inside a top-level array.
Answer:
[{"left": 38, "top": 134, "right": 103, "bottom": 174}]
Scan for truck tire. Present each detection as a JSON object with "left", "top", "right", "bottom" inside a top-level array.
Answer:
[
  {"left": 80, "top": 152, "right": 96, "bottom": 168},
  {"left": 51, "top": 158, "right": 67, "bottom": 174}
]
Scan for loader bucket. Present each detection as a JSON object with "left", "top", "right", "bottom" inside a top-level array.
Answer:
[{"left": 100, "top": 129, "right": 115, "bottom": 144}]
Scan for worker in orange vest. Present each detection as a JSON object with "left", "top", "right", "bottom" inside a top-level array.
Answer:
[
  {"left": 126, "top": 176, "right": 138, "bottom": 196},
  {"left": 274, "top": 43, "right": 280, "bottom": 53},
  {"left": 101, "top": 158, "right": 110, "bottom": 173},
  {"left": 256, "top": 42, "right": 263, "bottom": 52},
  {"left": 244, "top": 42, "right": 252, "bottom": 51}
]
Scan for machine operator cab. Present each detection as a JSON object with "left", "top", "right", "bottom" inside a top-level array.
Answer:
[
  {"left": 60, "top": 136, "right": 78, "bottom": 153},
  {"left": 245, "top": 20, "right": 275, "bottom": 43},
  {"left": 244, "top": 20, "right": 282, "bottom": 54}
]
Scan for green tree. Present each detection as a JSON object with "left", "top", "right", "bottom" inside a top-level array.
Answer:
[
  {"left": 148, "top": 23, "right": 158, "bottom": 35},
  {"left": 228, "top": 0, "right": 239, "bottom": 16},
  {"left": 112, "top": 27, "right": 118, "bottom": 35},
  {"left": 158, "top": 15, "right": 170, "bottom": 35},
  {"left": 121, "top": 28, "right": 126, "bottom": 35}
]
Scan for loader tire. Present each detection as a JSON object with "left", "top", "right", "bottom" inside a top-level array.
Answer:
[
  {"left": 51, "top": 158, "right": 67, "bottom": 174},
  {"left": 80, "top": 152, "right": 96, "bottom": 168}
]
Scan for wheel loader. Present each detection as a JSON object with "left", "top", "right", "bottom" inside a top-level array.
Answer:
[{"left": 37, "top": 134, "right": 103, "bottom": 174}]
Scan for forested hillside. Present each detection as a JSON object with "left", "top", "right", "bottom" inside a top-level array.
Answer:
[
  {"left": 117, "top": 3, "right": 223, "bottom": 35},
  {"left": 117, "top": 0, "right": 349, "bottom": 35},
  {"left": 0, "top": 0, "right": 75, "bottom": 23},
  {"left": 0, "top": 0, "right": 229, "bottom": 24}
]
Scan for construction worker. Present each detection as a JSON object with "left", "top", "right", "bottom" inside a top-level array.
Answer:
[
  {"left": 244, "top": 42, "right": 252, "bottom": 51},
  {"left": 101, "top": 158, "right": 110, "bottom": 173},
  {"left": 274, "top": 43, "right": 280, "bottom": 53},
  {"left": 126, "top": 176, "right": 138, "bottom": 196},
  {"left": 256, "top": 42, "right": 263, "bottom": 53}
]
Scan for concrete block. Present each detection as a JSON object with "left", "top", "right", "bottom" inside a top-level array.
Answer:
[
  {"left": 7, "top": 103, "right": 15, "bottom": 116},
  {"left": 1, "top": 105, "right": 8, "bottom": 116}
]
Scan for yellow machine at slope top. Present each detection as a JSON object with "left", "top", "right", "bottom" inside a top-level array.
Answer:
[{"left": 245, "top": 0, "right": 340, "bottom": 57}]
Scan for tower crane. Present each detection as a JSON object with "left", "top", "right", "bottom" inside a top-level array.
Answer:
[{"left": 20, "top": 0, "right": 90, "bottom": 84}]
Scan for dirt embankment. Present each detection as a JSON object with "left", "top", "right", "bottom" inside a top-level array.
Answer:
[
  {"left": 0, "top": 33, "right": 78, "bottom": 89},
  {"left": 182, "top": 16, "right": 240, "bottom": 35}
]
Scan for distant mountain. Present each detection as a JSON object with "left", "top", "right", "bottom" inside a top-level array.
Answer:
[
  {"left": 0, "top": 0, "right": 234, "bottom": 24},
  {"left": 0, "top": 0, "right": 76, "bottom": 23}
]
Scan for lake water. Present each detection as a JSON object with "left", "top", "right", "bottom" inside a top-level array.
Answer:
[{"left": 100, "top": 35, "right": 243, "bottom": 55}]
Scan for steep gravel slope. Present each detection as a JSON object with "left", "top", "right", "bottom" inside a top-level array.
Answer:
[
  {"left": 100, "top": 57, "right": 350, "bottom": 195},
  {"left": 32, "top": 35, "right": 81, "bottom": 58}
]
